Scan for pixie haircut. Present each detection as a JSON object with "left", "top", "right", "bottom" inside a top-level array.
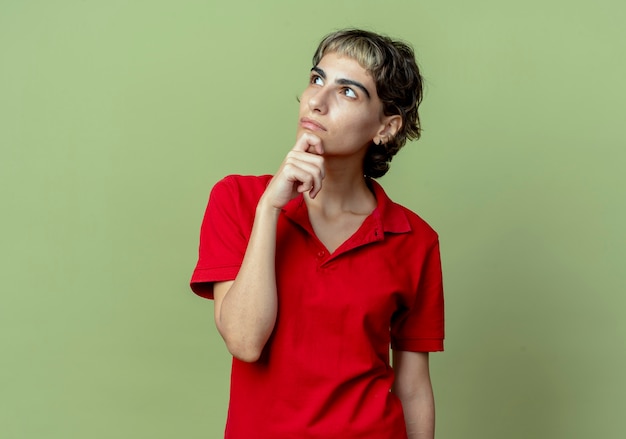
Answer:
[{"left": 312, "top": 29, "right": 424, "bottom": 178}]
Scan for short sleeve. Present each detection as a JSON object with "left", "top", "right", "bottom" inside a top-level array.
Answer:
[
  {"left": 390, "top": 239, "right": 445, "bottom": 352},
  {"left": 190, "top": 175, "right": 263, "bottom": 299}
]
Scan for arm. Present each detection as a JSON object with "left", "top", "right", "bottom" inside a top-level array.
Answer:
[
  {"left": 213, "top": 134, "right": 325, "bottom": 362},
  {"left": 392, "top": 350, "right": 436, "bottom": 439}
]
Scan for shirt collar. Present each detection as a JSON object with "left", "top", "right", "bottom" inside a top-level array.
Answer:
[
  {"left": 282, "top": 179, "right": 411, "bottom": 236},
  {"left": 368, "top": 179, "right": 412, "bottom": 234}
]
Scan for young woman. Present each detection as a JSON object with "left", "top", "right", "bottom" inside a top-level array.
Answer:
[{"left": 191, "top": 29, "right": 444, "bottom": 439}]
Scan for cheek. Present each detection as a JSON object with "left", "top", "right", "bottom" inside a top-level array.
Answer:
[
  {"left": 298, "top": 91, "right": 308, "bottom": 112},
  {"left": 340, "top": 111, "right": 380, "bottom": 136},
  {"left": 299, "top": 86, "right": 315, "bottom": 109}
]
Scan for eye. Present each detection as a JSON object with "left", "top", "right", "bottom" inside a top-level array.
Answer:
[
  {"left": 311, "top": 74, "right": 324, "bottom": 86},
  {"left": 342, "top": 87, "right": 357, "bottom": 98}
]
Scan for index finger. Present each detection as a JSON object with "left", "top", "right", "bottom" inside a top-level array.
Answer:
[{"left": 293, "top": 133, "right": 324, "bottom": 155}]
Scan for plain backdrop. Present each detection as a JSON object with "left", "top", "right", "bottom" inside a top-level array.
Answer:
[{"left": 2, "top": 1, "right": 625, "bottom": 438}]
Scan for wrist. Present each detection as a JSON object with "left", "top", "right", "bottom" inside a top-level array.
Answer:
[{"left": 256, "top": 195, "right": 283, "bottom": 219}]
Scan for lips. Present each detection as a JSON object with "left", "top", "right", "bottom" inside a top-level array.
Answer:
[{"left": 300, "top": 117, "right": 327, "bottom": 132}]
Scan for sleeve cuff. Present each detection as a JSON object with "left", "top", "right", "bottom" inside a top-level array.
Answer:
[
  {"left": 189, "top": 266, "right": 240, "bottom": 299},
  {"left": 391, "top": 338, "right": 444, "bottom": 352}
]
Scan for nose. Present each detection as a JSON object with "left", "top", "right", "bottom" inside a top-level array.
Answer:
[{"left": 307, "top": 87, "right": 329, "bottom": 114}]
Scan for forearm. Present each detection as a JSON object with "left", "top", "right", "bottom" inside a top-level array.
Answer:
[
  {"left": 400, "top": 390, "right": 435, "bottom": 439},
  {"left": 392, "top": 350, "right": 436, "bottom": 439},
  {"left": 216, "top": 133, "right": 325, "bottom": 362},
  {"left": 216, "top": 199, "right": 280, "bottom": 362}
]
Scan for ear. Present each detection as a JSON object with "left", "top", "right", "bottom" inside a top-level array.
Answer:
[{"left": 376, "top": 115, "right": 402, "bottom": 143}]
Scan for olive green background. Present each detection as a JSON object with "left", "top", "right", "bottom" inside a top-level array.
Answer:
[{"left": 2, "top": 1, "right": 625, "bottom": 438}]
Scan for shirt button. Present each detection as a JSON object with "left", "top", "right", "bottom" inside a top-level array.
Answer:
[{"left": 317, "top": 251, "right": 325, "bottom": 258}]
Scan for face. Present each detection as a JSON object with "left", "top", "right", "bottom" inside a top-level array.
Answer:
[{"left": 297, "top": 52, "right": 391, "bottom": 159}]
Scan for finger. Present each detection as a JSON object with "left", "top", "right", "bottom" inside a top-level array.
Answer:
[
  {"left": 284, "top": 151, "right": 325, "bottom": 184},
  {"left": 293, "top": 133, "right": 324, "bottom": 155},
  {"left": 281, "top": 163, "right": 320, "bottom": 195},
  {"left": 282, "top": 158, "right": 324, "bottom": 195}
]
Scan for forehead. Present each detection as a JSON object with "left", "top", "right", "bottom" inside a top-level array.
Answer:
[{"left": 316, "top": 52, "right": 374, "bottom": 84}]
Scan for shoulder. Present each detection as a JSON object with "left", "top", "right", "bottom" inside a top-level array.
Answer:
[
  {"left": 372, "top": 180, "right": 439, "bottom": 246},
  {"left": 210, "top": 174, "right": 272, "bottom": 203},
  {"left": 213, "top": 174, "right": 272, "bottom": 192},
  {"left": 397, "top": 203, "right": 439, "bottom": 242},
  {"left": 393, "top": 203, "right": 440, "bottom": 256}
]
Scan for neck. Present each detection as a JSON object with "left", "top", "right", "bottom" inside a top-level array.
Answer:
[{"left": 305, "top": 159, "right": 375, "bottom": 215}]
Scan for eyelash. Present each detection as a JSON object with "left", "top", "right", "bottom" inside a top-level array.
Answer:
[
  {"left": 342, "top": 87, "right": 356, "bottom": 98},
  {"left": 310, "top": 74, "right": 323, "bottom": 85},
  {"left": 310, "top": 74, "right": 357, "bottom": 99}
]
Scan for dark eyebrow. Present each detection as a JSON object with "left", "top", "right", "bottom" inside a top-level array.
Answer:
[
  {"left": 311, "top": 66, "right": 326, "bottom": 79},
  {"left": 311, "top": 66, "right": 372, "bottom": 99}
]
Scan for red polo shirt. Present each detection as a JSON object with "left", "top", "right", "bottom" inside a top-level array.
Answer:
[{"left": 191, "top": 175, "right": 444, "bottom": 439}]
